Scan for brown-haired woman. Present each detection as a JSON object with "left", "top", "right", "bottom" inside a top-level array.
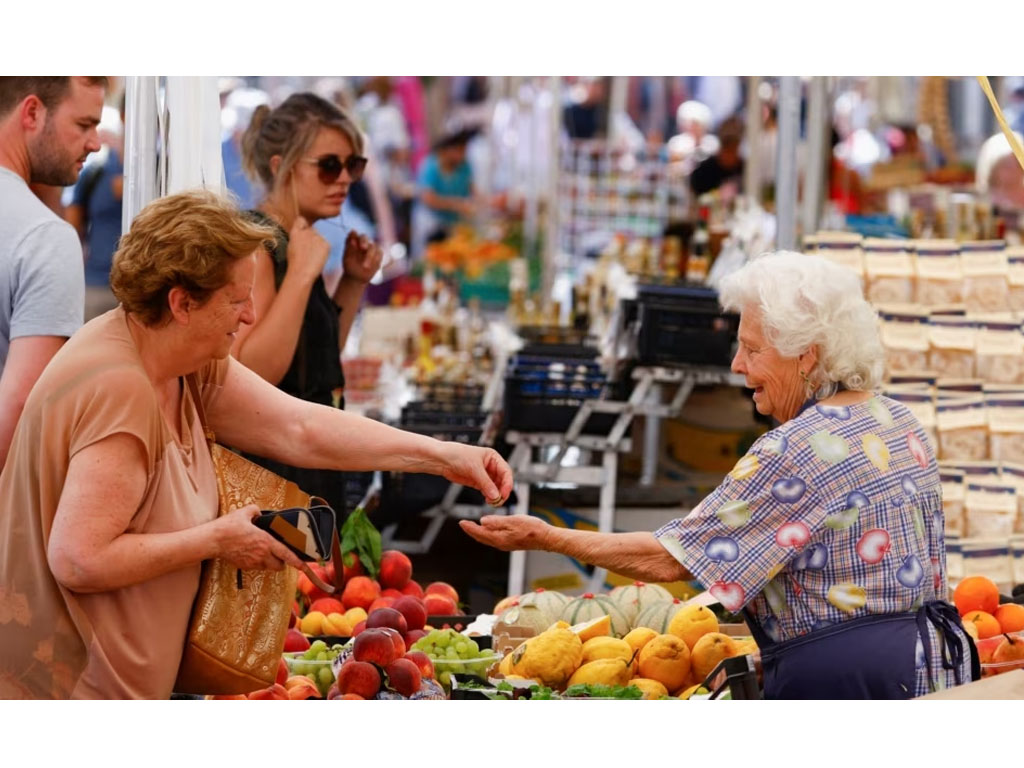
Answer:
[
  {"left": 0, "top": 190, "right": 512, "bottom": 699},
  {"left": 236, "top": 92, "right": 383, "bottom": 513}
]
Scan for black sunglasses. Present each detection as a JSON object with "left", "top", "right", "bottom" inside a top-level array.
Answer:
[{"left": 303, "top": 153, "right": 368, "bottom": 184}]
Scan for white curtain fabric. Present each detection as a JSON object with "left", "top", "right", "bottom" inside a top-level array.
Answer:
[{"left": 165, "top": 76, "right": 225, "bottom": 196}]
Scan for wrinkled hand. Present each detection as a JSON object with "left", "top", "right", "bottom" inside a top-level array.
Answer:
[
  {"left": 438, "top": 443, "right": 513, "bottom": 507},
  {"left": 341, "top": 231, "right": 383, "bottom": 284},
  {"left": 287, "top": 216, "right": 330, "bottom": 285},
  {"left": 458, "top": 514, "right": 549, "bottom": 552},
  {"left": 214, "top": 504, "right": 306, "bottom": 572}
]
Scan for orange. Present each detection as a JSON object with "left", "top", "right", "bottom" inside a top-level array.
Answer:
[
  {"left": 953, "top": 576, "right": 1000, "bottom": 616},
  {"left": 637, "top": 634, "right": 691, "bottom": 693},
  {"left": 994, "top": 603, "right": 1024, "bottom": 634},
  {"left": 962, "top": 610, "right": 1001, "bottom": 639}
]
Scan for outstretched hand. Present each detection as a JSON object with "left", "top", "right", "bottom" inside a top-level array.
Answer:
[
  {"left": 439, "top": 443, "right": 513, "bottom": 507},
  {"left": 458, "top": 514, "right": 549, "bottom": 553}
]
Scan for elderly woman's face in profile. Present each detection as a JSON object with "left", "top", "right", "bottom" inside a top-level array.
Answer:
[{"left": 730, "top": 308, "right": 807, "bottom": 423}]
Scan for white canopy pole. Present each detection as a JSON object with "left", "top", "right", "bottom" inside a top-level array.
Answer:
[
  {"left": 165, "top": 76, "right": 225, "bottom": 195},
  {"left": 122, "top": 76, "right": 159, "bottom": 233},
  {"left": 775, "top": 76, "right": 801, "bottom": 250},
  {"left": 801, "top": 76, "right": 829, "bottom": 240}
]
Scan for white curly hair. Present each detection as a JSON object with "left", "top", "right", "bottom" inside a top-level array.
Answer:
[{"left": 718, "top": 250, "right": 885, "bottom": 398}]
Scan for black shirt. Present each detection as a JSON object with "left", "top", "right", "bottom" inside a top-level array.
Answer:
[{"left": 689, "top": 155, "right": 745, "bottom": 197}]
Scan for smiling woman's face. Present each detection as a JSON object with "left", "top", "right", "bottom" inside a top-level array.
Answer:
[{"left": 730, "top": 308, "right": 813, "bottom": 423}]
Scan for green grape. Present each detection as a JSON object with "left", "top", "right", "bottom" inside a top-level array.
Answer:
[
  {"left": 465, "top": 638, "right": 480, "bottom": 655},
  {"left": 454, "top": 641, "right": 469, "bottom": 656},
  {"left": 445, "top": 647, "right": 459, "bottom": 659},
  {"left": 318, "top": 666, "right": 333, "bottom": 686},
  {"left": 438, "top": 671, "right": 451, "bottom": 689},
  {"left": 480, "top": 648, "right": 495, "bottom": 657},
  {"left": 309, "top": 640, "right": 327, "bottom": 653},
  {"left": 316, "top": 651, "right": 328, "bottom": 662},
  {"left": 434, "top": 633, "right": 451, "bottom": 648}
]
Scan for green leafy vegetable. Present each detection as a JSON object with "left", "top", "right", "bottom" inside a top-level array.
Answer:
[{"left": 563, "top": 683, "right": 644, "bottom": 700}]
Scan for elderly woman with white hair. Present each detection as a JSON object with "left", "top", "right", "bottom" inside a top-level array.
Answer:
[{"left": 463, "top": 251, "right": 979, "bottom": 699}]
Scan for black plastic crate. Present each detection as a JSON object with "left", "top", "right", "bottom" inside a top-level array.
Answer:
[
  {"left": 636, "top": 297, "right": 738, "bottom": 367},
  {"left": 503, "top": 375, "right": 617, "bottom": 434}
]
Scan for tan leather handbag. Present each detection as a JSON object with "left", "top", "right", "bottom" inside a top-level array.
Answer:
[{"left": 174, "top": 376, "right": 337, "bottom": 695}]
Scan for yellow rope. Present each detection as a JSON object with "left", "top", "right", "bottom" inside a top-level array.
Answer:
[{"left": 977, "top": 75, "right": 1024, "bottom": 172}]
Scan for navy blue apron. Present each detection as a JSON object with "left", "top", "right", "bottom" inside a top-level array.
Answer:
[{"left": 744, "top": 394, "right": 981, "bottom": 699}]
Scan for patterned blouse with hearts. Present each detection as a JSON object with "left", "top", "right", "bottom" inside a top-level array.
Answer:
[{"left": 655, "top": 394, "right": 972, "bottom": 696}]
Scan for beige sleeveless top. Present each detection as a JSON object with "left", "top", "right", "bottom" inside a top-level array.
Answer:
[{"left": 0, "top": 307, "right": 227, "bottom": 699}]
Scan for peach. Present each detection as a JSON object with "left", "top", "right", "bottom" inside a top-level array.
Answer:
[
  {"left": 368, "top": 596, "right": 396, "bottom": 615},
  {"left": 322, "top": 612, "right": 353, "bottom": 637},
  {"left": 403, "top": 650, "right": 435, "bottom": 680},
  {"left": 401, "top": 580, "right": 425, "bottom": 598},
  {"left": 286, "top": 678, "right": 321, "bottom": 700},
  {"left": 336, "top": 660, "right": 381, "bottom": 699},
  {"left": 283, "top": 628, "right": 311, "bottom": 653},
  {"left": 247, "top": 683, "right": 289, "bottom": 700},
  {"left": 309, "top": 597, "right": 345, "bottom": 616},
  {"left": 424, "top": 593, "right": 457, "bottom": 616},
  {"left": 393, "top": 596, "right": 428, "bottom": 631},
  {"left": 276, "top": 657, "right": 289, "bottom": 686},
  {"left": 385, "top": 657, "right": 422, "bottom": 697},
  {"left": 404, "top": 629, "right": 428, "bottom": 648},
  {"left": 976, "top": 636, "right": 1002, "bottom": 664},
  {"left": 342, "top": 554, "right": 364, "bottom": 583},
  {"left": 353, "top": 628, "right": 401, "bottom": 666},
  {"left": 352, "top": 620, "right": 367, "bottom": 636},
  {"left": 342, "top": 576, "right": 381, "bottom": 612},
  {"left": 382, "top": 588, "right": 404, "bottom": 600},
  {"left": 325, "top": 682, "right": 342, "bottom": 700},
  {"left": 211, "top": 694, "right": 247, "bottom": 700},
  {"left": 379, "top": 627, "right": 407, "bottom": 658},
  {"left": 425, "top": 581, "right": 459, "bottom": 603},
  {"left": 367, "top": 607, "right": 408, "bottom": 635},
  {"left": 340, "top": 693, "right": 364, "bottom": 700},
  {"left": 379, "top": 550, "right": 413, "bottom": 590}
]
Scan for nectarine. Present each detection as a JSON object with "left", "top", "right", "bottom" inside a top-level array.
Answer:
[
  {"left": 425, "top": 581, "right": 459, "bottom": 603},
  {"left": 367, "top": 596, "right": 396, "bottom": 615},
  {"left": 248, "top": 683, "right": 289, "bottom": 700},
  {"left": 393, "top": 596, "right": 428, "bottom": 631},
  {"left": 379, "top": 550, "right": 413, "bottom": 590},
  {"left": 403, "top": 650, "right": 435, "bottom": 680},
  {"left": 353, "top": 628, "right": 401, "bottom": 666},
  {"left": 336, "top": 661, "right": 381, "bottom": 699},
  {"left": 379, "top": 627, "right": 407, "bottom": 658},
  {"left": 276, "top": 657, "right": 288, "bottom": 686},
  {"left": 424, "top": 593, "right": 457, "bottom": 616},
  {"left": 385, "top": 657, "right": 422, "bottom": 697},
  {"left": 283, "top": 628, "right": 311, "bottom": 653},
  {"left": 366, "top": 607, "right": 408, "bottom": 635},
  {"left": 401, "top": 581, "right": 425, "bottom": 598},
  {"left": 309, "top": 597, "right": 345, "bottom": 616},
  {"left": 342, "top": 576, "right": 381, "bottom": 612}
]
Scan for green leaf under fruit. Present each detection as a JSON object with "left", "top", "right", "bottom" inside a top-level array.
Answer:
[{"left": 339, "top": 507, "right": 382, "bottom": 579}]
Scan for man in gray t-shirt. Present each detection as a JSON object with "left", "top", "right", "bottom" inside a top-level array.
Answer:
[{"left": 0, "top": 77, "right": 106, "bottom": 468}]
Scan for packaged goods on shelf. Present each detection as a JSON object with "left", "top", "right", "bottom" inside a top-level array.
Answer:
[
  {"left": 960, "top": 240, "right": 1010, "bottom": 313},
  {"left": 815, "top": 231, "right": 864, "bottom": 279},
  {"left": 914, "top": 240, "right": 964, "bottom": 306},
  {"left": 1000, "top": 464, "right": 1024, "bottom": 533},
  {"left": 960, "top": 538, "right": 1014, "bottom": 592},
  {"left": 940, "top": 469, "right": 966, "bottom": 537},
  {"left": 1014, "top": 536, "right": 1024, "bottom": 585},
  {"left": 928, "top": 315, "right": 976, "bottom": 379},
  {"left": 986, "top": 397, "right": 1024, "bottom": 464},
  {"left": 935, "top": 396, "right": 988, "bottom": 461},
  {"left": 1007, "top": 247, "right": 1024, "bottom": 312},
  {"left": 964, "top": 482, "right": 1018, "bottom": 539},
  {"left": 879, "top": 309, "right": 930, "bottom": 374},
  {"left": 975, "top": 320, "right": 1024, "bottom": 384},
  {"left": 863, "top": 238, "right": 915, "bottom": 305}
]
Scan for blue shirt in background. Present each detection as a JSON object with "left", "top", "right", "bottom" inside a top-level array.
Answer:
[
  {"left": 416, "top": 154, "right": 472, "bottom": 226},
  {"left": 70, "top": 151, "right": 123, "bottom": 287}
]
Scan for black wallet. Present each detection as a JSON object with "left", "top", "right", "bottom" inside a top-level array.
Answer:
[{"left": 252, "top": 501, "right": 343, "bottom": 594}]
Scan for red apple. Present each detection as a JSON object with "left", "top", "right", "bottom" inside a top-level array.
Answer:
[
  {"left": 393, "top": 596, "right": 428, "bottom": 631},
  {"left": 336, "top": 660, "right": 381, "bottom": 699},
  {"left": 425, "top": 581, "right": 459, "bottom": 604},
  {"left": 404, "top": 629, "right": 428, "bottom": 648},
  {"left": 401, "top": 580, "right": 425, "bottom": 598},
  {"left": 379, "top": 550, "right": 413, "bottom": 590},
  {"left": 403, "top": 650, "right": 435, "bottom": 680},
  {"left": 385, "top": 657, "right": 422, "bottom": 697},
  {"left": 366, "top": 607, "right": 408, "bottom": 635},
  {"left": 367, "top": 596, "right": 396, "bottom": 615},
  {"left": 424, "top": 593, "right": 458, "bottom": 617},
  {"left": 353, "top": 628, "right": 401, "bottom": 666},
  {"left": 283, "top": 628, "right": 311, "bottom": 653},
  {"left": 342, "top": 576, "right": 381, "bottom": 611}
]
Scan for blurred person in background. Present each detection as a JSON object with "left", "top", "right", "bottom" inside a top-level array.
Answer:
[
  {"left": 237, "top": 92, "right": 383, "bottom": 516},
  {"left": 690, "top": 115, "right": 745, "bottom": 199},
  {"left": 411, "top": 126, "right": 476, "bottom": 259},
  {"left": 65, "top": 93, "right": 126, "bottom": 320},
  {"left": 563, "top": 77, "right": 608, "bottom": 140},
  {"left": 975, "top": 130, "right": 1024, "bottom": 212},
  {"left": 0, "top": 76, "right": 105, "bottom": 470},
  {"left": 667, "top": 100, "right": 719, "bottom": 174},
  {"left": 221, "top": 82, "right": 269, "bottom": 210}
]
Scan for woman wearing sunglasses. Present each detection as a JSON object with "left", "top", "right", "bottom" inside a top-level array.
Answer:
[{"left": 235, "top": 93, "right": 384, "bottom": 516}]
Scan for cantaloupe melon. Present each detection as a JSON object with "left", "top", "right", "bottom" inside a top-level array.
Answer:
[
  {"left": 559, "top": 593, "right": 630, "bottom": 638},
  {"left": 516, "top": 588, "right": 571, "bottom": 624},
  {"left": 497, "top": 604, "right": 551, "bottom": 635},
  {"left": 608, "top": 581, "right": 674, "bottom": 626}
]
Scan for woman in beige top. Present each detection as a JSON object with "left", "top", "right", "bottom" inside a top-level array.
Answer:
[{"left": 0, "top": 190, "right": 513, "bottom": 699}]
